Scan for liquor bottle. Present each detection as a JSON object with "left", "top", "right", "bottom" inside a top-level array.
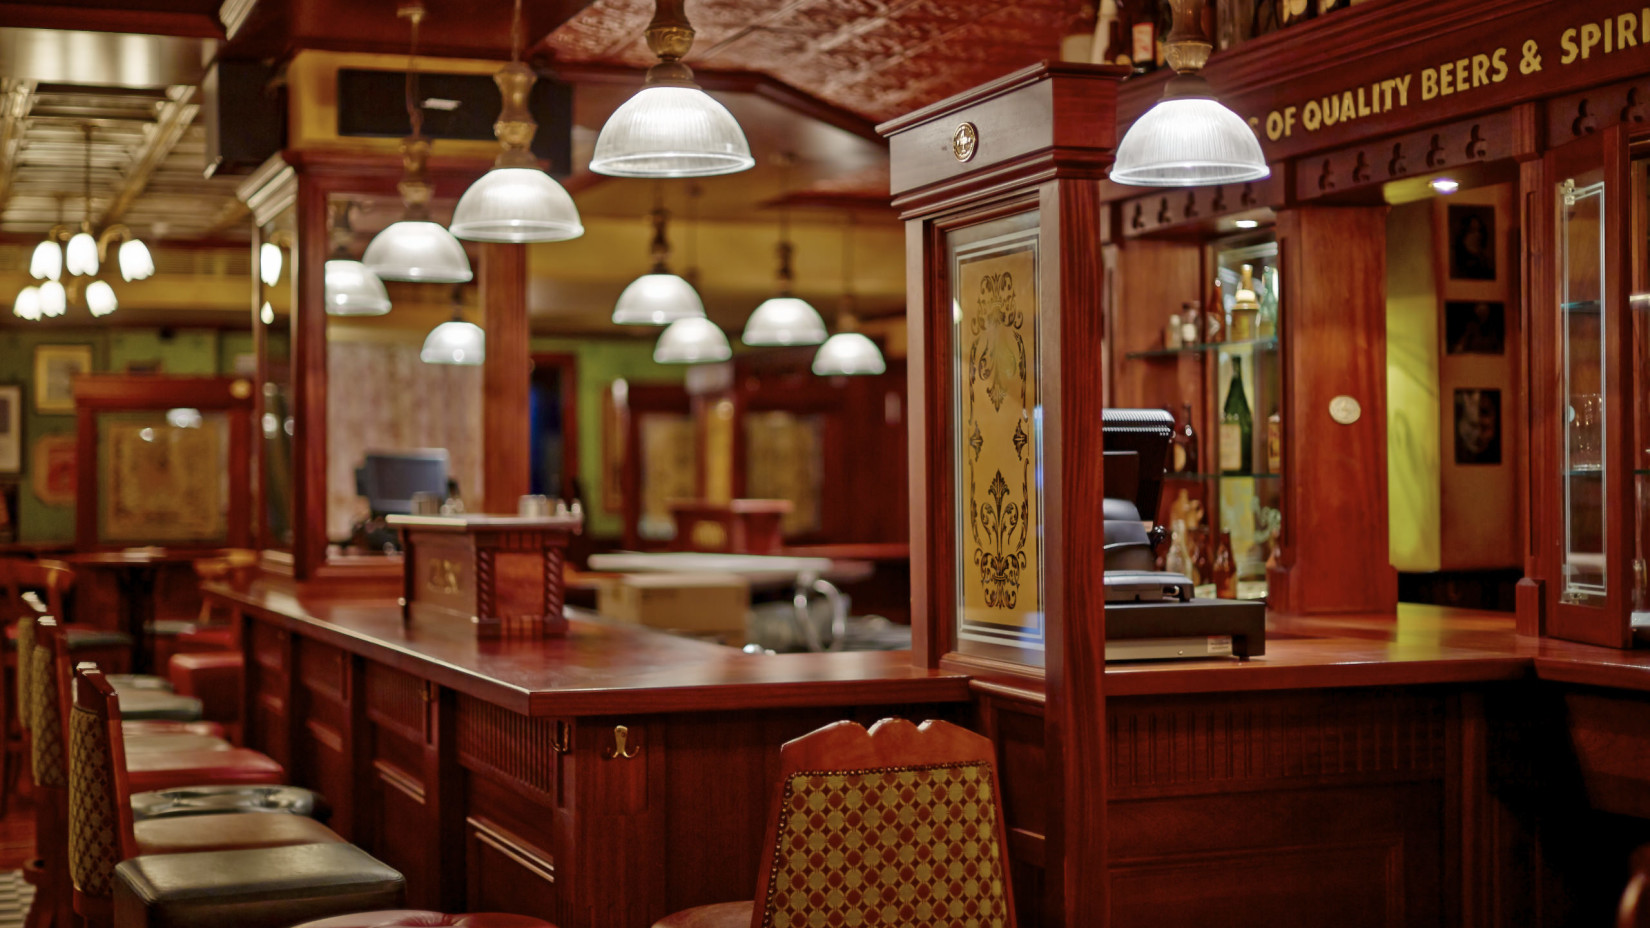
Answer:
[
  {"left": 1129, "top": 1, "right": 1157, "bottom": 74},
  {"left": 1206, "top": 277, "right": 1225, "bottom": 343},
  {"left": 1212, "top": 531, "right": 1238, "bottom": 599},
  {"left": 1180, "top": 300, "right": 1201, "bottom": 346},
  {"left": 1219, "top": 357, "right": 1253, "bottom": 474},
  {"left": 1098, "top": 0, "right": 1132, "bottom": 66},
  {"left": 1174, "top": 402, "right": 1199, "bottom": 474},
  {"left": 1280, "top": 0, "right": 1314, "bottom": 27},
  {"left": 1266, "top": 407, "right": 1282, "bottom": 474},
  {"left": 1165, "top": 518, "right": 1191, "bottom": 577},
  {"left": 1230, "top": 264, "right": 1260, "bottom": 341},
  {"left": 1060, "top": 3, "right": 1097, "bottom": 61},
  {"left": 1165, "top": 312, "right": 1184, "bottom": 350}
]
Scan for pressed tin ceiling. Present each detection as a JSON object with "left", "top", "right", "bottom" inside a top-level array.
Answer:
[{"left": 546, "top": 0, "right": 1080, "bottom": 124}]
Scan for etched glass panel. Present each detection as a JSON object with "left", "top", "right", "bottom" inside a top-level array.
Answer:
[{"left": 1560, "top": 169, "right": 1607, "bottom": 606}]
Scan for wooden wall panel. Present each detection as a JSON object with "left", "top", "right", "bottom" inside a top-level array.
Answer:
[
  {"left": 455, "top": 694, "right": 561, "bottom": 805},
  {"left": 466, "top": 815, "right": 559, "bottom": 923},
  {"left": 1108, "top": 239, "right": 1204, "bottom": 414}
]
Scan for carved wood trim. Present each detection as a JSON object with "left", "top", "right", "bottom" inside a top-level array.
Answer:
[
  {"left": 455, "top": 694, "right": 559, "bottom": 804},
  {"left": 1294, "top": 112, "right": 1518, "bottom": 202},
  {"left": 373, "top": 757, "right": 426, "bottom": 805},
  {"left": 1118, "top": 174, "right": 1287, "bottom": 236},
  {"left": 466, "top": 816, "right": 557, "bottom": 886},
  {"left": 366, "top": 663, "right": 428, "bottom": 743},
  {"left": 305, "top": 718, "right": 344, "bottom": 754},
  {"left": 1546, "top": 75, "right": 1650, "bottom": 147},
  {"left": 297, "top": 639, "right": 347, "bottom": 700}
]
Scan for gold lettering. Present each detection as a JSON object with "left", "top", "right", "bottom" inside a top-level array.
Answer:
[
  {"left": 1322, "top": 95, "right": 1340, "bottom": 126},
  {"left": 1266, "top": 110, "right": 1286, "bottom": 141},
  {"left": 1379, "top": 78, "right": 1397, "bottom": 110},
  {"left": 1303, "top": 100, "right": 1322, "bottom": 131},
  {"left": 1394, "top": 74, "right": 1412, "bottom": 107},
  {"left": 1619, "top": 13, "right": 1638, "bottom": 47},
  {"left": 1340, "top": 90, "right": 1356, "bottom": 121},
  {"left": 1455, "top": 57, "right": 1470, "bottom": 89},
  {"left": 1421, "top": 68, "right": 1438, "bottom": 101},
  {"left": 1357, "top": 86, "right": 1371, "bottom": 117},
  {"left": 1439, "top": 62, "right": 1454, "bottom": 96},
  {"left": 1491, "top": 47, "right": 1509, "bottom": 82},
  {"left": 1471, "top": 53, "right": 1490, "bottom": 88},
  {"left": 1605, "top": 17, "right": 1613, "bottom": 53},
  {"left": 1643, "top": 6, "right": 1649, "bottom": 45},
  {"left": 1580, "top": 22, "right": 1601, "bottom": 58},
  {"left": 1561, "top": 27, "right": 1579, "bottom": 64}
]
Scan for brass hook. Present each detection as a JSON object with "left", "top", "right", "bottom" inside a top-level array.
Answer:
[
  {"left": 604, "top": 725, "right": 640, "bottom": 760},
  {"left": 551, "top": 720, "right": 571, "bottom": 755}
]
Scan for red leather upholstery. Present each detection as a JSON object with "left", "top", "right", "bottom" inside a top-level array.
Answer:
[
  {"left": 124, "top": 747, "right": 285, "bottom": 793},
  {"left": 177, "top": 628, "right": 236, "bottom": 650},
  {"left": 168, "top": 651, "right": 243, "bottom": 724},
  {"left": 292, "top": 912, "right": 554, "bottom": 928},
  {"left": 650, "top": 902, "right": 752, "bottom": 928},
  {"left": 126, "top": 720, "right": 226, "bottom": 738},
  {"left": 133, "top": 810, "right": 342, "bottom": 856},
  {"left": 121, "top": 733, "right": 230, "bottom": 754}
]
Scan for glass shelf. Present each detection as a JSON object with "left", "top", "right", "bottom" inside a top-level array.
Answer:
[
  {"left": 1164, "top": 471, "right": 1283, "bottom": 481},
  {"left": 1124, "top": 336, "right": 1280, "bottom": 361},
  {"left": 1563, "top": 299, "right": 1601, "bottom": 313}
]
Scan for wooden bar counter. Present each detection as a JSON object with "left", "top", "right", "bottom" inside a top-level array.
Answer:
[{"left": 207, "top": 582, "right": 1650, "bottom": 928}]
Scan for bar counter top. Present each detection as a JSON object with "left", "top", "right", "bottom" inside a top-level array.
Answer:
[{"left": 208, "top": 584, "right": 1650, "bottom": 715}]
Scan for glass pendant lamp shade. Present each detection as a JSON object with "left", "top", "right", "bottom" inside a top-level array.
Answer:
[
  {"left": 613, "top": 272, "right": 704, "bottom": 325},
  {"left": 31, "top": 241, "right": 62, "bottom": 281},
  {"left": 363, "top": 221, "right": 473, "bottom": 283},
  {"left": 119, "top": 238, "right": 155, "bottom": 282},
  {"left": 325, "top": 259, "right": 392, "bottom": 316},
  {"left": 1111, "top": 91, "right": 1269, "bottom": 187},
  {"left": 591, "top": 86, "right": 754, "bottom": 178},
  {"left": 451, "top": 167, "right": 584, "bottom": 243},
  {"left": 85, "top": 280, "right": 118, "bottom": 317},
  {"left": 38, "top": 280, "right": 66, "bottom": 317},
  {"left": 13, "top": 287, "right": 41, "bottom": 321},
  {"left": 66, "top": 231, "right": 99, "bottom": 276},
  {"left": 741, "top": 296, "right": 827, "bottom": 346},
  {"left": 653, "top": 317, "right": 730, "bottom": 364},
  {"left": 812, "top": 333, "right": 885, "bottom": 376},
  {"left": 259, "top": 242, "right": 282, "bottom": 286},
  {"left": 421, "top": 320, "right": 485, "bottom": 365}
]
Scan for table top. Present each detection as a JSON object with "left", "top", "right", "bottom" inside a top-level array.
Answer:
[{"left": 61, "top": 548, "right": 225, "bottom": 567}]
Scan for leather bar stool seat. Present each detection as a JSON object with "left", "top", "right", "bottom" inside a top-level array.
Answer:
[
  {"left": 126, "top": 720, "right": 226, "bottom": 739},
  {"left": 293, "top": 911, "right": 554, "bottom": 927},
  {"left": 131, "top": 811, "right": 342, "bottom": 856},
  {"left": 121, "top": 733, "right": 230, "bottom": 754},
  {"left": 651, "top": 902, "right": 752, "bottom": 928},
  {"left": 125, "top": 747, "right": 285, "bottom": 793},
  {"left": 129, "top": 785, "right": 329, "bottom": 823},
  {"left": 107, "top": 674, "right": 173, "bottom": 692},
  {"left": 112, "top": 843, "right": 405, "bottom": 928},
  {"left": 116, "top": 690, "right": 205, "bottom": 722}
]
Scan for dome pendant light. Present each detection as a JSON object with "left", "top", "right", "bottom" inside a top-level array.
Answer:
[
  {"left": 450, "top": 0, "right": 583, "bottom": 243},
  {"left": 613, "top": 192, "right": 704, "bottom": 325},
  {"left": 653, "top": 317, "right": 730, "bottom": 364},
  {"left": 589, "top": 0, "right": 754, "bottom": 178},
  {"left": 363, "top": 3, "right": 474, "bottom": 284},
  {"left": 325, "top": 202, "right": 392, "bottom": 316},
  {"left": 423, "top": 287, "right": 484, "bottom": 365},
  {"left": 67, "top": 125, "right": 100, "bottom": 276},
  {"left": 743, "top": 164, "right": 826, "bottom": 346},
  {"left": 814, "top": 216, "right": 885, "bottom": 376},
  {"left": 1111, "top": 0, "right": 1269, "bottom": 188}
]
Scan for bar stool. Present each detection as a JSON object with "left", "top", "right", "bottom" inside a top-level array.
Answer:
[
  {"left": 292, "top": 912, "right": 554, "bottom": 927},
  {"left": 113, "top": 844, "right": 405, "bottom": 928}
]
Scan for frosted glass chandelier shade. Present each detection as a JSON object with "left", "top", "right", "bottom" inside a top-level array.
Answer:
[
  {"left": 591, "top": 86, "right": 754, "bottom": 178},
  {"left": 363, "top": 220, "right": 474, "bottom": 283},
  {"left": 1111, "top": 95, "right": 1269, "bottom": 187},
  {"left": 613, "top": 273, "right": 704, "bottom": 325},
  {"left": 38, "top": 280, "right": 66, "bottom": 317},
  {"left": 653, "top": 317, "right": 731, "bottom": 364},
  {"left": 259, "top": 242, "right": 282, "bottom": 286},
  {"left": 119, "top": 239, "right": 155, "bottom": 282},
  {"left": 741, "top": 297, "right": 827, "bottom": 346},
  {"left": 13, "top": 287, "right": 40, "bottom": 321},
  {"left": 451, "top": 168, "right": 584, "bottom": 243},
  {"left": 421, "top": 320, "right": 485, "bottom": 365},
  {"left": 30, "top": 241, "right": 62, "bottom": 281},
  {"left": 325, "top": 259, "right": 392, "bottom": 316},
  {"left": 812, "top": 333, "right": 886, "bottom": 376},
  {"left": 66, "top": 231, "right": 98, "bottom": 276},
  {"left": 85, "top": 280, "right": 117, "bottom": 317}
]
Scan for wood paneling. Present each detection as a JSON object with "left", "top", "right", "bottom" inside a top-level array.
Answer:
[{"left": 482, "top": 243, "right": 531, "bottom": 515}]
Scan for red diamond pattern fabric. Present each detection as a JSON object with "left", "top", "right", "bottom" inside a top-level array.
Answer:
[
  {"left": 759, "top": 762, "right": 1009, "bottom": 928},
  {"left": 29, "top": 647, "right": 65, "bottom": 789},
  {"left": 68, "top": 704, "right": 122, "bottom": 898}
]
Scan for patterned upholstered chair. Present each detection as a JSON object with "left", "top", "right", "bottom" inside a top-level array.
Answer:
[{"left": 651, "top": 718, "right": 1017, "bottom": 928}]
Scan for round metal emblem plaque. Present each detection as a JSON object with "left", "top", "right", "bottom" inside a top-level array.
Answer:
[
  {"left": 1328, "top": 395, "right": 1362, "bottom": 425},
  {"left": 952, "top": 122, "right": 978, "bottom": 163}
]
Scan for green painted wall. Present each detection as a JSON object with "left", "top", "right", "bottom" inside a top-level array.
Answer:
[
  {"left": 1386, "top": 200, "right": 1442, "bottom": 572},
  {"left": 529, "top": 337, "right": 685, "bottom": 538},
  {"left": 0, "top": 327, "right": 254, "bottom": 543}
]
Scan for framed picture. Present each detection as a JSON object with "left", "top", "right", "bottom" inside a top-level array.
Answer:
[
  {"left": 602, "top": 382, "right": 628, "bottom": 514},
  {"left": 33, "top": 344, "right": 94, "bottom": 414},
  {"left": 0, "top": 482, "right": 17, "bottom": 543},
  {"left": 1445, "top": 300, "right": 1506, "bottom": 355},
  {"left": 31, "top": 433, "right": 76, "bottom": 506},
  {"left": 0, "top": 385, "right": 20, "bottom": 473},
  {"left": 1454, "top": 388, "right": 1502, "bottom": 465},
  {"left": 1447, "top": 204, "right": 1497, "bottom": 281}
]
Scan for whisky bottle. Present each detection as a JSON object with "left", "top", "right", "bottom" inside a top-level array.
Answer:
[
  {"left": 1266, "top": 407, "right": 1282, "bottom": 474},
  {"left": 1219, "top": 357, "right": 1253, "bottom": 474},
  {"left": 1129, "top": 1, "right": 1158, "bottom": 73},
  {"left": 1175, "top": 402, "right": 1199, "bottom": 474},
  {"left": 1230, "top": 264, "right": 1260, "bottom": 341}
]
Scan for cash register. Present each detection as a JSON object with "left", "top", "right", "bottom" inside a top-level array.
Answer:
[{"left": 1101, "top": 408, "right": 1265, "bottom": 661}]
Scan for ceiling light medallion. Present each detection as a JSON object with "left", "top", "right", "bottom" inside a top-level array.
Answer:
[
  {"left": 451, "top": 0, "right": 583, "bottom": 243},
  {"left": 590, "top": 0, "right": 755, "bottom": 178},
  {"left": 1110, "top": 0, "right": 1269, "bottom": 188},
  {"left": 363, "top": 3, "right": 474, "bottom": 284}
]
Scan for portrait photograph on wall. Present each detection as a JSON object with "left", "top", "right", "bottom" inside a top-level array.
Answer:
[
  {"left": 33, "top": 344, "right": 94, "bottom": 414},
  {"left": 1448, "top": 204, "right": 1497, "bottom": 281},
  {"left": 1454, "top": 388, "right": 1502, "bottom": 465},
  {"left": 0, "top": 385, "right": 21, "bottom": 473},
  {"left": 1445, "top": 300, "right": 1506, "bottom": 355}
]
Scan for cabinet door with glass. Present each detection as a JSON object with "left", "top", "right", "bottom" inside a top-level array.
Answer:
[{"left": 1545, "top": 127, "right": 1635, "bottom": 648}]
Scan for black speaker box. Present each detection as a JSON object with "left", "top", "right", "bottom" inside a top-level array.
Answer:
[{"left": 202, "top": 59, "right": 286, "bottom": 179}]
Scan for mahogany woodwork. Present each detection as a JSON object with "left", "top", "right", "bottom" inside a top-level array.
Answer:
[
  {"left": 1115, "top": 175, "right": 1286, "bottom": 239},
  {"left": 482, "top": 244, "right": 531, "bottom": 516},
  {"left": 1266, "top": 206, "right": 1398, "bottom": 616},
  {"left": 616, "top": 383, "right": 691, "bottom": 551}
]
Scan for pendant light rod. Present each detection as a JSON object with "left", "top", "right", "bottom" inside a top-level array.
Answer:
[
  {"left": 489, "top": 0, "right": 540, "bottom": 171},
  {"left": 81, "top": 122, "right": 93, "bottom": 230},
  {"left": 839, "top": 213, "right": 856, "bottom": 327},
  {"left": 647, "top": 196, "right": 672, "bottom": 274},
  {"left": 644, "top": 0, "right": 696, "bottom": 87},
  {"left": 396, "top": 2, "right": 434, "bottom": 221}
]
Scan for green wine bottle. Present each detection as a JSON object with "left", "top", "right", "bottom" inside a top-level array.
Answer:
[{"left": 1219, "top": 357, "right": 1253, "bottom": 474}]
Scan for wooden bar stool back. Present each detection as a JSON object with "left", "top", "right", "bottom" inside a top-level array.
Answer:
[
  {"left": 28, "top": 618, "right": 75, "bottom": 928},
  {"left": 653, "top": 718, "right": 1017, "bottom": 928}
]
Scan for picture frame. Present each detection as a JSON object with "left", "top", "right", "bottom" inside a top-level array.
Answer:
[
  {"left": 33, "top": 344, "right": 94, "bottom": 414},
  {"left": 31, "top": 433, "right": 76, "bottom": 506},
  {"left": 0, "top": 385, "right": 21, "bottom": 474},
  {"left": 1447, "top": 204, "right": 1497, "bottom": 281},
  {"left": 1454, "top": 388, "right": 1502, "bottom": 465},
  {"left": 1444, "top": 300, "right": 1506, "bottom": 355}
]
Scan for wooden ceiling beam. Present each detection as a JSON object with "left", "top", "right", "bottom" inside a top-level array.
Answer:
[
  {"left": 0, "top": 79, "right": 38, "bottom": 220},
  {"left": 99, "top": 84, "right": 199, "bottom": 228}
]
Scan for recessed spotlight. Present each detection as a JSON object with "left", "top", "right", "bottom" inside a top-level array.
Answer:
[
  {"left": 1430, "top": 177, "right": 1460, "bottom": 194},
  {"left": 1234, "top": 219, "right": 1260, "bottom": 229}
]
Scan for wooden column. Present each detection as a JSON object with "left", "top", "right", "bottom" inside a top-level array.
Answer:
[
  {"left": 1267, "top": 206, "right": 1399, "bottom": 615},
  {"left": 481, "top": 243, "right": 531, "bottom": 514}
]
